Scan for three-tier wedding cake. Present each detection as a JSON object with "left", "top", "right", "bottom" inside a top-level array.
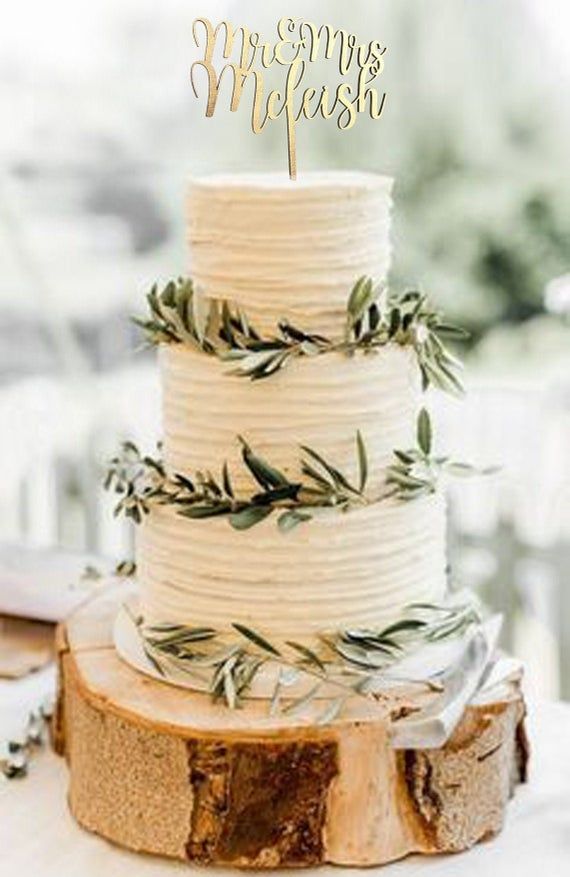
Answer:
[
  {"left": 55, "top": 171, "right": 528, "bottom": 869},
  {"left": 138, "top": 172, "right": 446, "bottom": 641}
]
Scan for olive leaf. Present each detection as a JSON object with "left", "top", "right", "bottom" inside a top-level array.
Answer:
[
  {"left": 300, "top": 445, "right": 359, "bottom": 496},
  {"left": 222, "top": 461, "right": 234, "bottom": 497},
  {"left": 283, "top": 683, "right": 322, "bottom": 716},
  {"left": 277, "top": 510, "right": 312, "bottom": 532},
  {"left": 269, "top": 667, "right": 298, "bottom": 716},
  {"left": 356, "top": 430, "right": 368, "bottom": 493},
  {"left": 229, "top": 506, "right": 273, "bottom": 530},
  {"left": 239, "top": 436, "right": 289, "bottom": 489},
  {"left": 417, "top": 408, "right": 432, "bottom": 456},
  {"left": 232, "top": 623, "right": 281, "bottom": 656},
  {"left": 285, "top": 640, "right": 327, "bottom": 672},
  {"left": 316, "top": 696, "right": 345, "bottom": 725},
  {"left": 347, "top": 276, "right": 375, "bottom": 323}
]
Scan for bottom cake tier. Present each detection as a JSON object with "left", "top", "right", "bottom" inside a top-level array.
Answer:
[{"left": 53, "top": 584, "right": 529, "bottom": 869}]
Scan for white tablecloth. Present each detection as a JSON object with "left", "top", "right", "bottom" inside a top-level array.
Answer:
[{"left": 1, "top": 670, "right": 569, "bottom": 877}]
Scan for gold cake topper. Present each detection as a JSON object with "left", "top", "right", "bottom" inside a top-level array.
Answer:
[{"left": 191, "top": 17, "right": 387, "bottom": 180}]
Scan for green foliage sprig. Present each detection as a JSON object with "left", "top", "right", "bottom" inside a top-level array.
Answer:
[
  {"left": 105, "top": 433, "right": 369, "bottom": 532},
  {"left": 134, "top": 276, "right": 468, "bottom": 395},
  {"left": 131, "top": 598, "right": 482, "bottom": 719},
  {"left": 344, "top": 280, "right": 468, "bottom": 396},
  {"left": 133, "top": 278, "right": 219, "bottom": 351},
  {"left": 386, "top": 408, "right": 499, "bottom": 501},
  {"left": 332, "top": 600, "right": 481, "bottom": 671},
  {"left": 1, "top": 703, "right": 53, "bottom": 780},
  {"left": 105, "top": 412, "right": 494, "bottom": 529}
]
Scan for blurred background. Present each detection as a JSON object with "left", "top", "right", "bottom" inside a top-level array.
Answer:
[{"left": 0, "top": 0, "right": 569, "bottom": 698}]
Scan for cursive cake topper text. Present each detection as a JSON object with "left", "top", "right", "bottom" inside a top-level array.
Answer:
[{"left": 191, "top": 17, "right": 387, "bottom": 180}]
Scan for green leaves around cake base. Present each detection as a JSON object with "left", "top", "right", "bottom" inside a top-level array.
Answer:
[{"left": 133, "top": 597, "right": 483, "bottom": 721}]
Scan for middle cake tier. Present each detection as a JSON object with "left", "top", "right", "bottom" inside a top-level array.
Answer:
[{"left": 160, "top": 341, "right": 422, "bottom": 494}]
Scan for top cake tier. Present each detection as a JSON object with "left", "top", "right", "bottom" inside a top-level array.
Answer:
[{"left": 187, "top": 171, "right": 393, "bottom": 335}]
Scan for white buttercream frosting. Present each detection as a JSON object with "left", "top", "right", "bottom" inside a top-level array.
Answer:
[
  {"left": 135, "top": 171, "right": 449, "bottom": 641},
  {"left": 186, "top": 171, "right": 393, "bottom": 336},
  {"left": 137, "top": 494, "right": 447, "bottom": 640},
  {"left": 160, "top": 342, "right": 421, "bottom": 494}
]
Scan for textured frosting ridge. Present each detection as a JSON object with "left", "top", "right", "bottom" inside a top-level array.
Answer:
[
  {"left": 186, "top": 171, "right": 393, "bottom": 336},
  {"left": 137, "top": 495, "right": 447, "bottom": 639},
  {"left": 160, "top": 343, "right": 421, "bottom": 494},
  {"left": 137, "top": 171, "right": 448, "bottom": 639}
]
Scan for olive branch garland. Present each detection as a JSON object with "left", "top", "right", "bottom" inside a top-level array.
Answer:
[
  {"left": 104, "top": 410, "right": 493, "bottom": 529},
  {"left": 133, "top": 276, "right": 468, "bottom": 395},
  {"left": 127, "top": 598, "right": 482, "bottom": 720},
  {"left": 104, "top": 431, "right": 370, "bottom": 531}
]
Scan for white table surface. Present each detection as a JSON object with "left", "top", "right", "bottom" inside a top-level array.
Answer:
[{"left": 1, "top": 669, "right": 569, "bottom": 877}]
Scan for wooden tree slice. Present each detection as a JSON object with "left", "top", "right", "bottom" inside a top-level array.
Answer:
[{"left": 54, "top": 584, "right": 529, "bottom": 869}]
